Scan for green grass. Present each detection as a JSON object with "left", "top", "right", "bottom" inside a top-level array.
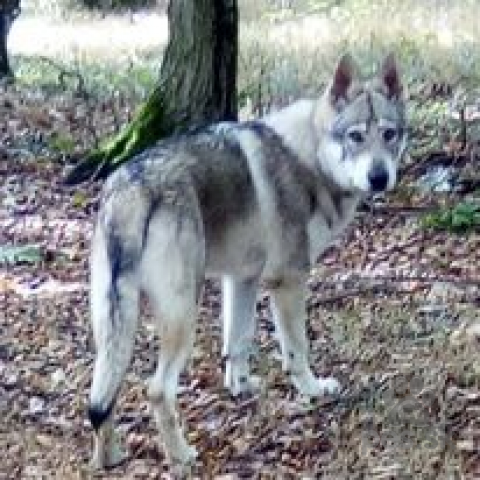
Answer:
[
  {"left": 423, "top": 201, "right": 480, "bottom": 233},
  {"left": 13, "top": 54, "right": 158, "bottom": 100},
  {"left": 238, "top": 0, "right": 480, "bottom": 117}
]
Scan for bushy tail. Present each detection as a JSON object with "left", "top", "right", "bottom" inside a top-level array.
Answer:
[{"left": 88, "top": 222, "right": 139, "bottom": 430}]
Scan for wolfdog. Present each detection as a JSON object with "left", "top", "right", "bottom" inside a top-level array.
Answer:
[{"left": 88, "top": 53, "right": 407, "bottom": 468}]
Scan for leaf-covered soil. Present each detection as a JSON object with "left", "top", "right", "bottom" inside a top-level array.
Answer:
[{"left": 1, "top": 78, "right": 480, "bottom": 480}]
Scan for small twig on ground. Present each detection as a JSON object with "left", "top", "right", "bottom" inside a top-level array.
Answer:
[
  {"left": 311, "top": 274, "right": 480, "bottom": 305},
  {"left": 360, "top": 204, "right": 439, "bottom": 216}
]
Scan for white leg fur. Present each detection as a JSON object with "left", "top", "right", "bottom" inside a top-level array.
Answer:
[
  {"left": 147, "top": 317, "right": 198, "bottom": 464},
  {"left": 91, "top": 414, "right": 126, "bottom": 470},
  {"left": 222, "top": 276, "right": 260, "bottom": 395},
  {"left": 140, "top": 211, "right": 203, "bottom": 464},
  {"left": 270, "top": 279, "right": 340, "bottom": 397}
]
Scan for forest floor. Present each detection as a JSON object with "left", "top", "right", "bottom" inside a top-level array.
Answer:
[{"left": 2, "top": 5, "right": 480, "bottom": 480}]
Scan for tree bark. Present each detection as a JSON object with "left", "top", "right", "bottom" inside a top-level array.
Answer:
[
  {"left": 0, "top": 14, "right": 11, "bottom": 77},
  {"left": 65, "top": 0, "right": 238, "bottom": 184},
  {"left": 0, "top": 2, "right": 20, "bottom": 78}
]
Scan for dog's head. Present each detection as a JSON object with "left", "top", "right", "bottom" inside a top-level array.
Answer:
[{"left": 315, "top": 54, "right": 407, "bottom": 194}]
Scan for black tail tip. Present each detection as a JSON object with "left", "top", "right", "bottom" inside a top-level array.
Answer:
[{"left": 88, "top": 402, "right": 113, "bottom": 431}]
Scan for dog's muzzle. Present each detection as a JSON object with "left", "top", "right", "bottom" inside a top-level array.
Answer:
[{"left": 368, "top": 164, "right": 389, "bottom": 192}]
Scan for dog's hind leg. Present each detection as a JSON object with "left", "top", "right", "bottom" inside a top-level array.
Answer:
[
  {"left": 147, "top": 307, "right": 198, "bottom": 464},
  {"left": 88, "top": 225, "right": 140, "bottom": 469},
  {"left": 140, "top": 212, "right": 203, "bottom": 465},
  {"left": 269, "top": 277, "right": 341, "bottom": 397},
  {"left": 222, "top": 275, "right": 260, "bottom": 396}
]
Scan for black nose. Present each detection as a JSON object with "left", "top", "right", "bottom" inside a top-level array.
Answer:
[{"left": 368, "top": 165, "right": 389, "bottom": 192}]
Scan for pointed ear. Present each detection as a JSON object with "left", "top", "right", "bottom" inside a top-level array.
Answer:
[
  {"left": 330, "top": 53, "right": 357, "bottom": 104},
  {"left": 379, "top": 53, "right": 402, "bottom": 99}
]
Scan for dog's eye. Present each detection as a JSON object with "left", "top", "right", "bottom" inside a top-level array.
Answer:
[
  {"left": 348, "top": 130, "right": 364, "bottom": 144},
  {"left": 383, "top": 128, "right": 397, "bottom": 143}
]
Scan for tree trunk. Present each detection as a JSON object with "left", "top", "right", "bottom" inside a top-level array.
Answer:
[
  {"left": 0, "top": 14, "right": 11, "bottom": 77},
  {"left": 0, "top": 1, "right": 20, "bottom": 78},
  {"left": 65, "top": 0, "right": 238, "bottom": 184}
]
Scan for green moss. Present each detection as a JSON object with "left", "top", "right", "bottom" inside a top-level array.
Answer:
[{"left": 64, "top": 85, "right": 177, "bottom": 183}]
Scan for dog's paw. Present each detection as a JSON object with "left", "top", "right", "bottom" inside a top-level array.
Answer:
[
  {"left": 291, "top": 372, "right": 341, "bottom": 397},
  {"left": 316, "top": 376, "right": 341, "bottom": 395},
  {"left": 90, "top": 439, "right": 127, "bottom": 470},
  {"left": 167, "top": 442, "right": 198, "bottom": 466},
  {"left": 225, "top": 360, "right": 261, "bottom": 397}
]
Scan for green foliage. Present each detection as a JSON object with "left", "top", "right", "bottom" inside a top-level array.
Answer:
[
  {"left": 422, "top": 202, "right": 480, "bottom": 233},
  {"left": 48, "top": 132, "right": 76, "bottom": 153},
  {"left": 72, "top": 191, "right": 89, "bottom": 208},
  {"left": 14, "top": 55, "right": 157, "bottom": 101},
  {"left": 0, "top": 244, "right": 43, "bottom": 265}
]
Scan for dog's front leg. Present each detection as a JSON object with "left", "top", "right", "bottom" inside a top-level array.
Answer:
[
  {"left": 269, "top": 277, "right": 340, "bottom": 397},
  {"left": 222, "top": 275, "right": 260, "bottom": 396}
]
